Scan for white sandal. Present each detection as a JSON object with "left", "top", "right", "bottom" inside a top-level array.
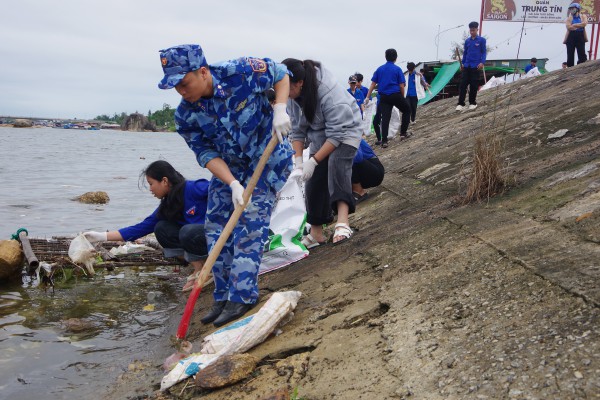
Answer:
[
  {"left": 332, "top": 223, "right": 353, "bottom": 245},
  {"left": 301, "top": 233, "right": 326, "bottom": 249}
]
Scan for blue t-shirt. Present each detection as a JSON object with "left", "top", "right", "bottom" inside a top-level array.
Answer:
[
  {"left": 462, "top": 36, "right": 487, "bottom": 68},
  {"left": 359, "top": 86, "right": 369, "bottom": 99},
  {"left": 407, "top": 72, "right": 417, "bottom": 97},
  {"left": 524, "top": 64, "right": 535, "bottom": 73},
  {"left": 371, "top": 62, "right": 406, "bottom": 96},
  {"left": 347, "top": 88, "right": 365, "bottom": 108},
  {"left": 118, "top": 179, "right": 209, "bottom": 241},
  {"left": 353, "top": 139, "right": 377, "bottom": 164}
]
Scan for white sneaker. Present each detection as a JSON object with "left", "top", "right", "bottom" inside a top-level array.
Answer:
[
  {"left": 469, "top": 104, "right": 478, "bottom": 110},
  {"left": 455, "top": 105, "right": 464, "bottom": 111}
]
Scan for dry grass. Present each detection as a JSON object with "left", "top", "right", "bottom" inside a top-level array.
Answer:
[{"left": 463, "top": 133, "right": 505, "bottom": 203}]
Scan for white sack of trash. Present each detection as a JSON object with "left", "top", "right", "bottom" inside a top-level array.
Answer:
[{"left": 160, "top": 290, "right": 302, "bottom": 391}]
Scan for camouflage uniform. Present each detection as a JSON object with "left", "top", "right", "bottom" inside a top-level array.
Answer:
[{"left": 172, "top": 52, "right": 293, "bottom": 305}]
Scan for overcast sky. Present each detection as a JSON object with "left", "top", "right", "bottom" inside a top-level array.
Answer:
[{"left": 1, "top": 0, "right": 587, "bottom": 120}]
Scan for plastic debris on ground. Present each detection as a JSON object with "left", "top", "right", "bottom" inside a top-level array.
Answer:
[
  {"left": 160, "top": 290, "right": 302, "bottom": 391},
  {"left": 68, "top": 234, "right": 97, "bottom": 275},
  {"left": 109, "top": 242, "right": 155, "bottom": 256}
]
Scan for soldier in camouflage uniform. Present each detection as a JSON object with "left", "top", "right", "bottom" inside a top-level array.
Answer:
[{"left": 158, "top": 44, "right": 293, "bottom": 327}]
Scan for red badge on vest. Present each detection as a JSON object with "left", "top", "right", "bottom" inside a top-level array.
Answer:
[
  {"left": 186, "top": 206, "right": 196, "bottom": 216},
  {"left": 248, "top": 58, "right": 267, "bottom": 73}
]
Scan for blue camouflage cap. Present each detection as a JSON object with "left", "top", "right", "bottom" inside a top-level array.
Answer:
[{"left": 158, "top": 44, "right": 208, "bottom": 89}]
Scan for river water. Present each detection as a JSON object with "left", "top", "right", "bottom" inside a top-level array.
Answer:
[{"left": 0, "top": 127, "right": 211, "bottom": 399}]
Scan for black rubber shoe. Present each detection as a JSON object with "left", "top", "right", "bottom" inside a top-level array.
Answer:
[
  {"left": 200, "top": 301, "right": 227, "bottom": 324},
  {"left": 212, "top": 301, "right": 254, "bottom": 327}
]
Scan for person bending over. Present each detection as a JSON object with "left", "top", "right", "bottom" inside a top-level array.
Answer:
[
  {"left": 283, "top": 58, "right": 362, "bottom": 248},
  {"left": 84, "top": 160, "right": 209, "bottom": 291}
]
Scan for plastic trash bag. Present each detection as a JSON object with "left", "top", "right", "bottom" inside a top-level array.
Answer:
[
  {"left": 479, "top": 76, "right": 506, "bottom": 92},
  {"left": 68, "top": 234, "right": 96, "bottom": 275},
  {"left": 160, "top": 291, "right": 302, "bottom": 391}
]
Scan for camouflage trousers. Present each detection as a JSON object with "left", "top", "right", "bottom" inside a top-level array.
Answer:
[{"left": 205, "top": 169, "right": 278, "bottom": 305}]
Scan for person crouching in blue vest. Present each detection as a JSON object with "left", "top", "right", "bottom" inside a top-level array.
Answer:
[
  {"left": 83, "top": 160, "right": 209, "bottom": 290},
  {"left": 456, "top": 21, "right": 486, "bottom": 111},
  {"left": 352, "top": 139, "right": 384, "bottom": 203},
  {"left": 157, "top": 44, "right": 293, "bottom": 327}
]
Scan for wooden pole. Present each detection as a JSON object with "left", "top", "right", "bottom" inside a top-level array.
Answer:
[
  {"left": 479, "top": 0, "right": 485, "bottom": 35},
  {"left": 594, "top": 25, "right": 600, "bottom": 60},
  {"left": 589, "top": 24, "right": 596, "bottom": 61},
  {"left": 19, "top": 231, "right": 39, "bottom": 274}
]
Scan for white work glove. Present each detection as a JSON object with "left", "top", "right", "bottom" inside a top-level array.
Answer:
[
  {"left": 272, "top": 103, "right": 291, "bottom": 144},
  {"left": 302, "top": 157, "right": 318, "bottom": 181},
  {"left": 229, "top": 180, "right": 248, "bottom": 208},
  {"left": 84, "top": 231, "right": 107, "bottom": 243},
  {"left": 364, "top": 97, "right": 370, "bottom": 106},
  {"left": 293, "top": 156, "right": 303, "bottom": 171}
]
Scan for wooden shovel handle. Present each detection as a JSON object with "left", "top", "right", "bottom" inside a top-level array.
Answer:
[{"left": 176, "top": 134, "right": 281, "bottom": 339}]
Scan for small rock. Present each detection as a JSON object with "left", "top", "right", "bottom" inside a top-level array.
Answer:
[
  {"left": 195, "top": 353, "right": 258, "bottom": 389},
  {"left": 548, "top": 129, "right": 568, "bottom": 140},
  {"left": 260, "top": 387, "right": 290, "bottom": 400},
  {"left": 61, "top": 318, "right": 97, "bottom": 333},
  {"left": 0, "top": 240, "right": 25, "bottom": 281},
  {"left": 574, "top": 371, "right": 583, "bottom": 379},
  {"left": 74, "top": 191, "right": 110, "bottom": 204},
  {"left": 13, "top": 119, "right": 33, "bottom": 128}
]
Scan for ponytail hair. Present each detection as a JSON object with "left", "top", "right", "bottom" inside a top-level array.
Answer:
[
  {"left": 281, "top": 58, "right": 321, "bottom": 124},
  {"left": 140, "top": 160, "right": 186, "bottom": 222}
]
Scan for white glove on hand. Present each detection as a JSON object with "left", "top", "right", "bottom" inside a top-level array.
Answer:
[
  {"left": 229, "top": 180, "right": 247, "bottom": 208},
  {"left": 302, "top": 157, "right": 318, "bottom": 181},
  {"left": 293, "top": 156, "right": 303, "bottom": 171},
  {"left": 84, "top": 231, "right": 107, "bottom": 243},
  {"left": 364, "top": 98, "right": 370, "bottom": 106},
  {"left": 272, "top": 103, "right": 291, "bottom": 144}
]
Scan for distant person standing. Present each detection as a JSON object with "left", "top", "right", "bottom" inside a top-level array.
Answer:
[
  {"left": 564, "top": 3, "right": 588, "bottom": 67},
  {"left": 524, "top": 57, "right": 537, "bottom": 73},
  {"left": 347, "top": 75, "right": 365, "bottom": 117},
  {"left": 405, "top": 62, "right": 426, "bottom": 124},
  {"left": 355, "top": 73, "right": 369, "bottom": 100},
  {"left": 456, "top": 21, "right": 487, "bottom": 111},
  {"left": 365, "top": 48, "right": 411, "bottom": 146}
]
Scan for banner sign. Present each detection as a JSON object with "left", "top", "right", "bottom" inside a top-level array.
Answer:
[{"left": 483, "top": 0, "right": 599, "bottom": 23}]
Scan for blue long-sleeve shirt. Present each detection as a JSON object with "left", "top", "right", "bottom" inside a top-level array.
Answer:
[
  {"left": 462, "top": 36, "right": 487, "bottom": 68},
  {"left": 118, "top": 179, "right": 209, "bottom": 241}
]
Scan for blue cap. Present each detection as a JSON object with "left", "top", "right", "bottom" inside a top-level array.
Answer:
[
  {"left": 158, "top": 44, "right": 208, "bottom": 89},
  {"left": 569, "top": 2, "right": 581, "bottom": 9}
]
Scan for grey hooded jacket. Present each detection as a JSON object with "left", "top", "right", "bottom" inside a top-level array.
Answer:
[{"left": 288, "top": 65, "right": 363, "bottom": 155}]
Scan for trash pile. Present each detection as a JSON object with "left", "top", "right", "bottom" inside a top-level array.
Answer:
[{"left": 161, "top": 291, "right": 302, "bottom": 391}]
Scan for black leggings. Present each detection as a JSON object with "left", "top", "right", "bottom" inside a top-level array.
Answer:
[{"left": 352, "top": 157, "right": 385, "bottom": 189}]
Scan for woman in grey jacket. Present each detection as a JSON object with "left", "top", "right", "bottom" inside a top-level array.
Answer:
[{"left": 282, "top": 58, "right": 362, "bottom": 246}]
